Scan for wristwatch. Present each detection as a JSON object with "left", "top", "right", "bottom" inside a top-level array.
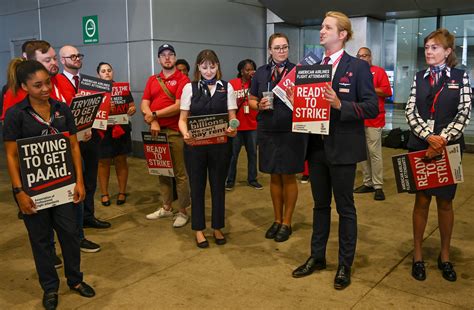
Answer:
[
  {"left": 13, "top": 187, "right": 23, "bottom": 195},
  {"left": 152, "top": 111, "right": 157, "bottom": 119}
]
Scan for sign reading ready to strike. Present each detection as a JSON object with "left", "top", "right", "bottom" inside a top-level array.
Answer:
[{"left": 83, "top": 15, "right": 99, "bottom": 44}]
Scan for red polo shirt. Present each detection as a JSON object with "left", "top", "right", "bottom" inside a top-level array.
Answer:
[
  {"left": 142, "top": 70, "right": 189, "bottom": 131},
  {"left": 229, "top": 78, "right": 257, "bottom": 131},
  {"left": 365, "top": 65, "right": 392, "bottom": 128}
]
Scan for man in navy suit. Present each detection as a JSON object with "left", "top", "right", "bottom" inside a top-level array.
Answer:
[{"left": 292, "top": 11, "right": 379, "bottom": 290}]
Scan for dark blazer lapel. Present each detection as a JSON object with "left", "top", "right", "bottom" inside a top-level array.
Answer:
[{"left": 332, "top": 52, "right": 351, "bottom": 91}]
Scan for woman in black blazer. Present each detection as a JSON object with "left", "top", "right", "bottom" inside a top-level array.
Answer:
[{"left": 406, "top": 28, "right": 472, "bottom": 282}]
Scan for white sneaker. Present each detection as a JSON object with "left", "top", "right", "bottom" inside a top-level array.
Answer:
[
  {"left": 173, "top": 213, "right": 189, "bottom": 228},
  {"left": 146, "top": 207, "right": 174, "bottom": 220}
]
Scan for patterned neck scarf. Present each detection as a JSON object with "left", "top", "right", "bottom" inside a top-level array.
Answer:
[{"left": 429, "top": 63, "right": 446, "bottom": 85}]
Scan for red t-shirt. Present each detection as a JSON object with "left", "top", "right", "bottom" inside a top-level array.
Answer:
[
  {"left": 1, "top": 88, "right": 27, "bottom": 120},
  {"left": 365, "top": 65, "right": 392, "bottom": 128},
  {"left": 229, "top": 78, "right": 257, "bottom": 131},
  {"left": 142, "top": 70, "right": 189, "bottom": 131}
]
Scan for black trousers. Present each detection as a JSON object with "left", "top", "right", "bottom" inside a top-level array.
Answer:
[
  {"left": 22, "top": 203, "right": 83, "bottom": 293},
  {"left": 308, "top": 148, "right": 357, "bottom": 268},
  {"left": 79, "top": 130, "right": 100, "bottom": 222},
  {"left": 184, "top": 142, "right": 231, "bottom": 231}
]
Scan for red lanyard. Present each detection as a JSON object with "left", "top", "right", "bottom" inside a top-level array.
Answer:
[{"left": 429, "top": 75, "right": 444, "bottom": 117}]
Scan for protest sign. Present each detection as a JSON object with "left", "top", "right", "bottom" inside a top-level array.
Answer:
[
  {"left": 142, "top": 132, "right": 174, "bottom": 176},
  {"left": 392, "top": 144, "right": 463, "bottom": 193},
  {"left": 69, "top": 93, "right": 103, "bottom": 141},
  {"left": 187, "top": 113, "right": 228, "bottom": 146},
  {"left": 272, "top": 51, "right": 320, "bottom": 110},
  {"left": 109, "top": 82, "right": 132, "bottom": 125},
  {"left": 292, "top": 65, "right": 332, "bottom": 134},
  {"left": 17, "top": 134, "right": 76, "bottom": 210},
  {"left": 78, "top": 74, "right": 112, "bottom": 130}
]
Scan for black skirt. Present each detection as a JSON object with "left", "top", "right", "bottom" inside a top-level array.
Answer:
[
  {"left": 99, "top": 125, "right": 132, "bottom": 159},
  {"left": 258, "top": 130, "right": 308, "bottom": 174}
]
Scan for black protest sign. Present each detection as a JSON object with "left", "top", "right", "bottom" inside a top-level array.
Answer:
[
  {"left": 70, "top": 93, "right": 104, "bottom": 141},
  {"left": 17, "top": 134, "right": 76, "bottom": 210}
]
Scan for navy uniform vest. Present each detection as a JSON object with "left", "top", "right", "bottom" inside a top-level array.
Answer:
[
  {"left": 407, "top": 67, "right": 465, "bottom": 150},
  {"left": 252, "top": 62, "right": 296, "bottom": 132},
  {"left": 190, "top": 81, "right": 229, "bottom": 116}
]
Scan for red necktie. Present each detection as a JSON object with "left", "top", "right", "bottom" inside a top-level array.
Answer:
[
  {"left": 322, "top": 56, "right": 331, "bottom": 65},
  {"left": 73, "top": 75, "right": 79, "bottom": 89}
]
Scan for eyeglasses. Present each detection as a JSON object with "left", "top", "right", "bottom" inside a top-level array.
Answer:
[
  {"left": 63, "top": 54, "right": 84, "bottom": 61},
  {"left": 357, "top": 53, "right": 371, "bottom": 58},
  {"left": 159, "top": 53, "right": 176, "bottom": 58},
  {"left": 272, "top": 45, "right": 289, "bottom": 52}
]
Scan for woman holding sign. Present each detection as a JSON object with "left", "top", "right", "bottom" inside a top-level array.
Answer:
[
  {"left": 96, "top": 62, "right": 136, "bottom": 206},
  {"left": 405, "top": 29, "right": 472, "bottom": 282},
  {"left": 179, "top": 49, "right": 237, "bottom": 248},
  {"left": 3, "top": 60, "right": 95, "bottom": 309},
  {"left": 248, "top": 33, "right": 307, "bottom": 242}
]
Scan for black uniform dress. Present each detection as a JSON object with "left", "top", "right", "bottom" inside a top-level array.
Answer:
[
  {"left": 98, "top": 93, "right": 133, "bottom": 159},
  {"left": 3, "top": 97, "right": 83, "bottom": 294},
  {"left": 407, "top": 67, "right": 470, "bottom": 200},
  {"left": 184, "top": 81, "right": 232, "bottom": 230},
  {"left": 250, "top": 62, "right": 308, "bottom": 174}
]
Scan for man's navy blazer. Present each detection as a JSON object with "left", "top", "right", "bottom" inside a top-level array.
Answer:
[{"left": 308, "top": 52, "right": 379, "bottom": 165}]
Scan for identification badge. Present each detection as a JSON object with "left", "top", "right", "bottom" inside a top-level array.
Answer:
[
  {"left": 447, "top": 83, "right": 459, "bottom": 89},
  {"left": 244, "top": 105, "right": 250, "bottom": 114},
  {"left": 427, "top": 119, "right": 435, "bottom": 132},
  {"left": 339, "top": 88, "right": 350, "bottom": 93}
]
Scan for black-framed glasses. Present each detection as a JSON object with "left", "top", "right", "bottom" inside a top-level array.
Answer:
[{"left": 63, "top": 54, "right": 84, "bottom": 61}]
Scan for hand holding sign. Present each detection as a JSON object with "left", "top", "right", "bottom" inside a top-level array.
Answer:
[
  {"left": 73, "top": 182, "right": 86, "bottom": 204},
  {"left": 323, "top": 83, "right": 341, "bottom": 110},
  {"left": 17, "top": 192, "right": 37, "bottom": 214}
]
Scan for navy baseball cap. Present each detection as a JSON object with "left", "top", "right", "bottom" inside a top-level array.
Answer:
[{"left": 158, "top": 44, "right": 175, "bottom": 56}]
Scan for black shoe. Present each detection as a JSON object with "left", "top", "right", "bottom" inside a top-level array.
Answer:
[
  {"left": 54, "top": 255, "right": 63, "bottom": 269},
  {"left": 225, "top": 183, "right": 234, "bottom": 191},
  {"left": 70, "top": 282, "right": 95, "bottom": 298},
  {"left": 117, "top": 193, "right": 127, "bottom": 205},
  {"left": 274, "top": 224, "right": 292, "bottom": 242},
  {"left": 292, "top": 256, "right": 326, "bottom": 278},
  {"left": 353, "top": 185, "right": 375, "bottom": 193},
  {"left": 374, "top": 189, "right": 386, "bottom": 200},
  {"left": 196, "top": 236, "right": 209, "bottom": 248},
  {"left": 42, "top": 292, "right": 58, "bottom": 310},
  {"left": 334, "top": 265, "right": 351, "bottom": 290},
  {"left": 213, "top": 231, "right": 227, "bottom": 246},
  {"left": 83, "top": 218, "right": 111, "bottom": 229},
  {"left": 412, "top": 260, "right": 426, "bottom": 281},
  {"left": 265, "top": 222, "right": 281, "bottom": 239},
  {"left": 80, "top": 239, "right": 101, "bottom": 253},
  {"left": 438, "top": 255, "right": 457, "bottom": 282},
  {"left": 101, "top": 194, "right": 111, "bottom": 206},
  {"left": 248, "top": 181, "right": 263, "bottom": 190}
]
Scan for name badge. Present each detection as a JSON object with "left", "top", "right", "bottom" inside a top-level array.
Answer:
[
  {"left": 339, "top": 88, "right": 350, "bottom": 93},
  {"left": 447, "top": 83, "right": 459, "bottom": 89},
  {"left": 244, "top": 105, "right": 250, "bottom": 114},
  {"left": 427, "top": 119, "right": 435, "bottom": 132}
]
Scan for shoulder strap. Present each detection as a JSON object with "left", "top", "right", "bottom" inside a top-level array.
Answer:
[{"left": 156, "top": 76, "right": 176, "bottom": 101}]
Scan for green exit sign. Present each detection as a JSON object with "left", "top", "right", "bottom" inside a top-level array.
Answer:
[{"left": 83, "top": 15, "right": 99, "bottom": 44}]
